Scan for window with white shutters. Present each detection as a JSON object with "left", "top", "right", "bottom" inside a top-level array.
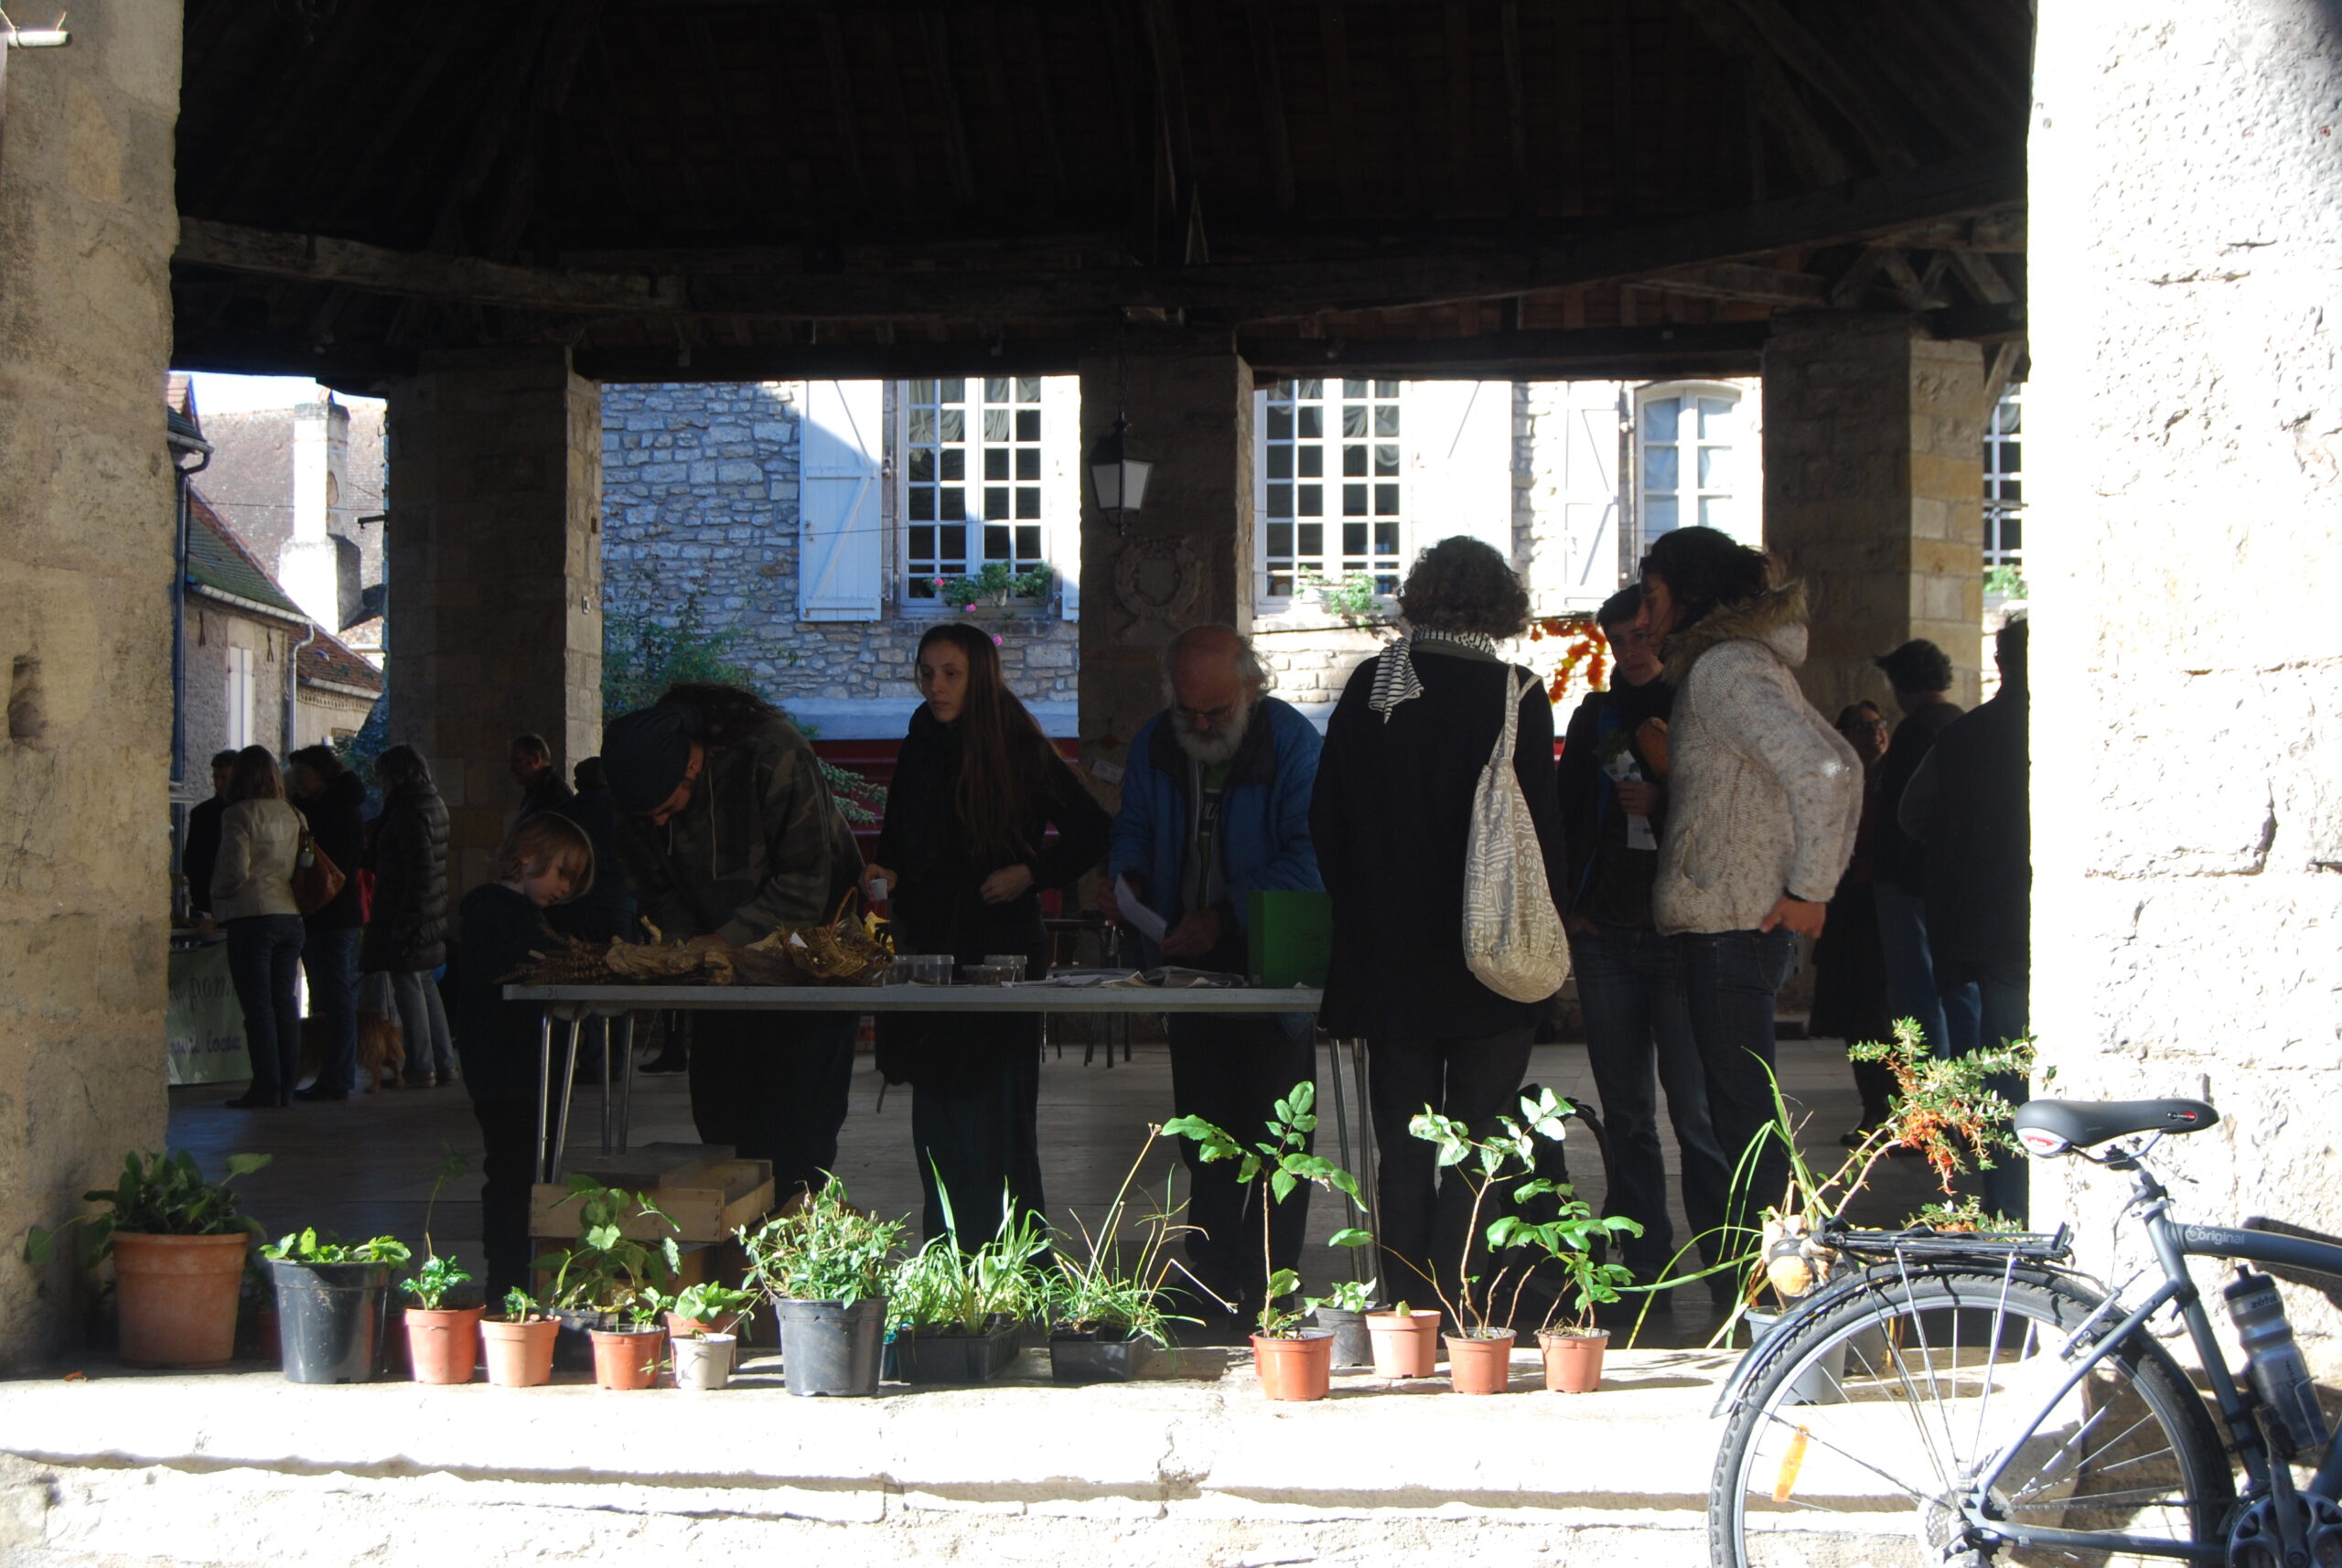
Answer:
[
  {"left": 901, "top": 376, "right": 1053, "bottom": 602},
  {"left": 1634, "top": 382, "right": 1747, "bottom": 554},
  {"left": 1983, "top": 384, "right": 2023, "bottom": 570},
  {"left": 1260, "top": 378, "right": 1406, "bottom": 599}
]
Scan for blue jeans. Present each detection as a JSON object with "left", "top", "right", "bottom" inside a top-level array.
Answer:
[
  {"left": 1874, "top": 882, "right": 1980, "bottom": 1058},
  {"left": 1676, "top": 928, "right": 1798, "bottom": 1240},
  {"left": 300, "top": 926, "right": 362, "bottom": 1093},
  {"left": 392, "top": 969, "right": 455, "bottom": 1082},
  {"left": 225, "top": 915, "right": 306, "bottom": 1103},
  {"left": 1572, "top": 923, "right": 1731, "bottom": 1276}
]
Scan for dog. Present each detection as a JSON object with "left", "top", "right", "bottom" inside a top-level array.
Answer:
[{"left": 293, "top": 997, "right": 406, "bottom": 1093}]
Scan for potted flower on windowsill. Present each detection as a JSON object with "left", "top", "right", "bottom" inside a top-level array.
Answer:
[
  {"left": 260, "top": 1229, "right": 413, "bottom": 1384},
  {"left": 656, "top": 1283, "right": 757, "bottom": 1391},
  {"left": 889, "top": 1179, "right": 1048, "bottom": 1385},
  {"left": 1165, "top": 1081, "right": 1373, "bottom": 1402},
  {"left": 739, "top": 1175, "right": 904, "bottom": 1397},
  {"left": 478, "top": 1287, "right": 558, "bottom": 1388},
  {"left": 1404, "top": 1086, "right": 1586, "bottom": 1395},
  {"left": 938, "top": 562, "right": 1053, "bottom": 622},
  {"left": 1487, "top": 1197, "right": 1641, "bottom": 1393},
  {"left": 20, "top": 1150, "right": 272, "bottom": 1369},
  {"left": 1045, "top": 1130, "right": 1197, "bottom": 1384}
]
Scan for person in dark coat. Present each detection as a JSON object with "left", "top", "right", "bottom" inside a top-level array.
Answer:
[
  {"left": 1103, "top": 625, "right": 1323, "bottom": 1334},
  {"left": 508, "top": 732, "right": 575, "bottom": 830},
  {"left": 1900, "top": 615, "right": 2032, "bottom": 1223},
  {"left": 287, "top": 746, "right": 369, "bottom": 1101},
  {"left": 606, "top": 683, "right": 865, "bottom": 1201},
  {"left": 549, "top": 757, "right": 634, "bottom": 944},
  {"left": 1557, "top": 584, "right": 1729, "bottom": 1284},
  {"left": 1313, "top": 536, "right": 1570, "bottom": 1311},
  {"left": 181, "top": 749, "right": 237, "bottom": 918},
  {"left": 864, "top": 623, "right": 1111, "bottom": 1242},
  {"left": 455, "top": 812, "right": 596, "bottom": 1304},
  {"left": 1870, "top": 639, "right": 1977, "bottom": 1058},
  {"left": 1808, "top": 703, "right": 1896, "bottom": 1139},
  {"left": 364, "top": 745, "right": 455, "bottom": 1088}
]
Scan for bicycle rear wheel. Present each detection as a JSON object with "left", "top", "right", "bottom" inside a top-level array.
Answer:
[{"left": 1710, "top": 1269, "right": 2232, "bottom": 1567}]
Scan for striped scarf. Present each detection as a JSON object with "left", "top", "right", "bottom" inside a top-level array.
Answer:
[{"left": 1368, "top": 628, "right": 1500, "bottom": 723}]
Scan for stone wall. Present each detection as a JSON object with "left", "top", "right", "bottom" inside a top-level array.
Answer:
[
  {"left": 177, "top": 607, "right": 294, "bottom": 768},
  {"left": 0, "top": 0, "right": 182, "bottom": 1368},
  {"left": 2032, "top": 0, "right": 2342, "bottom": 1343}
]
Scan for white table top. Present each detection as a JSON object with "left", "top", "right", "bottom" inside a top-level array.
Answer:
[{"left": 506, "top": 983, "right": 1324, "bottom": 1015}]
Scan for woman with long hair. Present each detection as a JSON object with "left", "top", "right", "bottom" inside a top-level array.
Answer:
[
  {"left": 363, "top": 744, "right": 455, "bottom": 1087},
  {"left": 1636, "top": 526, "right": 1862, "bottom": 1240},
  {"left": 865, "top": 622, "right": 1111, "bottom": 1241},
  {"left": 211, "top": 746, "right": 307, "bottom": 1109}
]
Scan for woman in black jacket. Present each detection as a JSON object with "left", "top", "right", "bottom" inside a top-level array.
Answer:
[
  {"left": 455, "top": 813, "right": 595, "bottom": 1305},
  {"left": 865, "top": 623, "right": 1111, "bottom": 1243},
  {"left": 364, "top": 745, "right": 455, "bottom": 1088},
  {"left": 1312, "top": 536, "right": 1570, "bottom": 1309}
]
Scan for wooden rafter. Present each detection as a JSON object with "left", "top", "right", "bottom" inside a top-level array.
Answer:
[
  {"left": 1011, "top": 8, "right": 1072, "bottom": 211},
  {"left": 1243, "top": 0, "right": 1296, "bottom": 211},
  {"left": 816, "top": 13, "right": 873, "bottom": 209},
  {"left": 1317, "top": 0, "right": 1364, "bottom": 209},
  {"left": 1499, "top": 0, "right": 1528, "bottom": 188},
  {"left": 1671, "top": 0, "right": 1850, "bottom": 188},
  {"left": 919, "top": 13, "right": 979, "bottom": 212},
  {"left": 1718, "top": 0, "right": 1916, "bottom": 173}
]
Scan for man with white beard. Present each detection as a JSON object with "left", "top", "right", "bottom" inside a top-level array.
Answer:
[{"left": 1103, "top": 625, "right": 1325, "bottom": 1339}]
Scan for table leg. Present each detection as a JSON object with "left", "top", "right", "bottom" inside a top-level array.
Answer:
[
  {"left": 534, "top": 1014, "right": 556, "bottom": 1184},
  {"left": 598, "top": 1015, "right": 613, "bottom": 1155},
  {"left": 616, "top": 1013, "right": 636, "bottom": 1153},
  {"left": 549, "top": 1017, "right": 583, "bottom": 1180},
  {"left": 1348, "top": 1037, "right": 1380, "bottom": 1282},
  {"left": 1326, "top": 1036, "right": 1371, "bottom": 1287}
]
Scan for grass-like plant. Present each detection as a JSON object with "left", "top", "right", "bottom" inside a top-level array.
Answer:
[
  {"left": 1045, "top": 1129, "right": 1199, "bottom": 1348},
  {"left": 22, "top": 1151, "right": 273, "bottom": 1268},
  {"left": 891, "top": 1177, "right": 1050, "bottom": 1335}
]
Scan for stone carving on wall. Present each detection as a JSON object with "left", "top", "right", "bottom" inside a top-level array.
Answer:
[{"left": 1111, "top": 535, "right": 1203, "bottom": 630}]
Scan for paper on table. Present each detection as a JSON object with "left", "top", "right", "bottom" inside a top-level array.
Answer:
[{"left": 1113, "top": 874, "right": 1167, "bottom": 945}]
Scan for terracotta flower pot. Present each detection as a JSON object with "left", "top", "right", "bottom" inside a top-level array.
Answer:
[
  {"left": 1251, "top": 1329, "right": 1334, "bottom": 1402},
  {"left": 589, "top": 1326, "right": 665, "bottom": 1391},
  {"left": 664, "top": 1310, "right": 742, "bottom": 1341},
  {"left": 405, "top": 1306, "right": 483, "bottom": 1384},
  {"left": 112, "top": 1231, "right": 251, "bottom": 1369},
  {"left": 1364, "top": 1308, "right": 1442, "bottom": 1380},
  {"left": 479, "top": 1316, "right": 559, "bottom": 1388},
  {"left": 1444, "top": 1330, "right": 1517, "bottom": 1394},
  {"left": 1538, "top": 1328, "right": 1608, "bottom": 1393}
]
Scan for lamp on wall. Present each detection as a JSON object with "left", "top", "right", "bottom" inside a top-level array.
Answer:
[{"left": 1087, "top": 413, "right": 1154, "bottom": 537}]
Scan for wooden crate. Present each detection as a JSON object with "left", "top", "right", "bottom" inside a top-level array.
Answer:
[{"left": 532, "top": 1149, "right": 775, "bottom": 1245}]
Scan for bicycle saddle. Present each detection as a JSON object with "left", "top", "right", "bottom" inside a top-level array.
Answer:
[{"left": 2014, "top": 1098, "right": 2218, "bottom": 1155}]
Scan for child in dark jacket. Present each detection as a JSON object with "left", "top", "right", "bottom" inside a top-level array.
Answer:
[{"left": 456, "top": 813, "right": 595, "bottom": 1304}]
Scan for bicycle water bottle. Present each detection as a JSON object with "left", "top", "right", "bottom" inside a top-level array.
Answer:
[{"left": 2224, "top": 1269, "right": 2330, "bottom": 1453}]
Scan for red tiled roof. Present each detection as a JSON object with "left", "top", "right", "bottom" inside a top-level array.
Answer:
[{"left": 298, "top": 628, "right": 385, "bottom": 696}]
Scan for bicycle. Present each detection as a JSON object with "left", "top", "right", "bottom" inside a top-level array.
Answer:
[{"left": 1708, "top": 1096, "right": 2342, "bottom": 1567}]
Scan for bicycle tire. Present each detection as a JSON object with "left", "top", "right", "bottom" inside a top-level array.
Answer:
[{"left": 1709, "top": 1267, "right": 2233, "bottom": 1568}]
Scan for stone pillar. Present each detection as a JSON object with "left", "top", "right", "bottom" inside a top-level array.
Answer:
[
  {"left": 0, "top": 2, "right": 182, "bottom": 1368},
  {"left": 1761, "top": 313, "right": 1987, "bottom": 716},
  {"left": 386, "top": 348, "right": 602, "bottom": 894},
  {"left": 1075, "top": 334, "right": 1254, "bottom": 799},
  {"left": 2033, "top": 1, "right": 2342, "bottom": 1326}
]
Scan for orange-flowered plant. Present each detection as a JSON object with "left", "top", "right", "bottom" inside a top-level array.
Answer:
[{"left": 1527, "top": 613, "right": 1610, "bottom": 710}]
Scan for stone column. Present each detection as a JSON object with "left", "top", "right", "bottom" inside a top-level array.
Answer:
[
  {"left": 386, "top": 348, "right": 602, "bottom": 894},
  {"left": 0, "top": 1, "right": 182, "bottom": 1367},
  {"left": 1761, "top": 313, "right": 1987, "bottom": 716},
  {"left": 1075, "top": 334, "right": 1254, "bottom": 799},
  {"left": 2033, "top": 1, "right": 2342, "bottom": 1319}
]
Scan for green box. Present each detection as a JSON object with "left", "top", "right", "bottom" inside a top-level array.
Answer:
[{"left": 1247, "top": 890, "right": 1333, "bottom": 987}]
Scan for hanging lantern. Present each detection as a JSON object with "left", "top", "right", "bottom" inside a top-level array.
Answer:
[{"left": 1087, "top": 415, "right": 1154, "bottom": 534}]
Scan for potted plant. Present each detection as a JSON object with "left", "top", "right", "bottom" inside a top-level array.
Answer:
[
  {"left": 398, "top": 1147, "right": 479, "bottom": 1385},
  {"left": 938, "top": 561, "right": 1053, "bottom": 620},
  {"left": 1487, "top": 1197, "right": 1642, "bottom": 1393},
  {"left": 658, "top": 1283, "right": 757, "bottom": 1391},
  {"left": 1164, "top": 1082, "right": 1374, "bottom": 1402},
  {"left": 1404, "top": 1086, "right": 1586, "bottom": 1394},
  {"left": 1045, "top": 1131, "right": 1197, "bottom": 1384},
  {"left": 260, "top": 1229, "right": 412, "bottom": 1384},
  {"left": 739, "top": 1175, "right": 903, "bottom": 1397},
  {"left": 479, "top": 1287, "right": 559, "bottom": 1388},
  {"left": 888, "top": 1181, "right": 1048, "bottom": 1385},
  {"left": 1363, "top": 1298, "right": 1443, "bottom": 1380},
  {"left": 1310, "top": 1276, "right": 1380, "bottom": 1369},
  {"left": 21, "top": 1150, "right": 272, "bottom": 1369},
  {"left": 534, "top": 1176, "right": 682, "bottom": 1374},
  {"left": 587, "top": 1292, "right": 667, "bottom": 1391}
]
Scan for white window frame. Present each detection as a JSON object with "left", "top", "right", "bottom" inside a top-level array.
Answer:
[
  {"left": 224, "top": 644, "right": 255, "bottom": 751},
  {"left": 1983, "top": 383, "right": 2023, "bottom": 571},
  {"left": 1252, "top": 377, "right": 1411, "bottom": 615},
  {"left": 1632, "top": 381, "right": 1748, "bottom": 556},
  {"left": 894, "top": 375, "right": 1072, "bottom": 611}
]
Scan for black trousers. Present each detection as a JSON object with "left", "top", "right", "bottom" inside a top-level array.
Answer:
[
  {"left": 1366, "top": 1026, "right": 1535, "bottom": 1316},
  {"left": 1166, "top": 1014, "right": 1317, "bottom": 1312},
  {"left": 471, "top": 1097, "right": 538, "bottom": 1306},
  {"left": 911, "top": 1024, "right": 1045, "bottom": 1245},
  {"left": 688, "top": 1010, "right": 859, "bottom": 1201}
]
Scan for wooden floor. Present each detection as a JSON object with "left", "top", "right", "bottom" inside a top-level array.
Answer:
[{"left": 167, "top": 1028, "right": 1947, "bottom": 1351}]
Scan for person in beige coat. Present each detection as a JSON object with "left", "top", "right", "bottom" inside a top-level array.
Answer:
[
  {"left": 211, "top": 746, "right": 308, "bottom": 1109},
  {"left": 1637, "top": 527, "right": 1862, "bottom": 1241}
]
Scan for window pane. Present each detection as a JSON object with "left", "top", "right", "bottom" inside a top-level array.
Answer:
[
  {"left": 1699, "top": 496, "right": 1731, "bottom": 529},
  {"left": 1375, "top": 380, "right": 1399, "bottom": 397},
  {"left": 1342, "top": 378, "right": 1368, "bottom": 398},
  {"left": 1343, "top": 483, "right": 1367, "bottom": 517},
  {"left": 1298, "top": 484, "right": 1322, "bottom": 517},
  {"left": 940, "top": 378, "right": 965, "bottom": 403},
  {"left": 939, "top": 409, "right": 965, "bottom": 442},
  {"left": 984, "top": 486, "right": 1010, "bottom": 518},
  {"left": 983, "top": 409, "right": 1010, "bottom": 441},
  {"left": 908, "top": 575, "right": 938, "bottom": 599},
  {"left": 983, "top": 447, "right": 1008, "bottom": 480},
  {"left": 1016, "top": 525, "right": 1041, "bottom": 558},
  {"left": 1015, "top": 448, "right": 1040, "bottom": 480},
  {"left": 1343, "top": 445, "right": 1369, "bottom": 477},
  {"left": 1015, "top": 410, "right": 1040, "bottom": 441},
  {"left": 1374, "top": 521, "right": 1398, "bottom": 554},
  {"left": 1374, "top": 404, "right": 1400, "bottom": 436},
  {"left": 940, "top": 489, "right": 966, "bottom": 521},
  {"left": 1015, "top": 488, "right": 1040, "bottom": 520},
  {"left": 940, "top": 448, "right": 964, "bottom": 481},
  {"left": 2000, "top": 440, "right": 2021, "bottom": 472},
  {"left": 1294, "top": 378, "right": 1322, "bottom": 400},
  {"left": 1375, "top": 483, "right": 1400, "bottom": 515},
  {"left": 1697, "top": 445, "right": 1729, "bottom": 489},
  {"left": 1299, "top": 446, "right": 1324, "bottom": 478},
  {"left": 985, "top": 524, "right": 1010, "bottom": 559},
  {"left": 1342, "top": 405, "right": 1368, "bottom": 438},
  {"left": 1697, "top": 395, "right": 1735, "bottom": 437},
  {"left": 984, "top": 378, "right": 1010, "bottom": 403},
  {"left": 1645, "top": 496, "right": 1678, "bottom": 534},
  {"left": 1268, "top": 483, "right": 1293, "bottom": 518},
  {"left": 1643, "top": 445, "right": 1679, "bottom": 493},
  {"left": 1267, "top": 405, "right": 1294, "bottom": 438},
  {"left": 1644, "top": 396, "right": 1680, "bottom": 443},
  {"left": 908, "top": 409, "right": 937, "bottom": 443},
  {"left": 908, "top": 448, "right": 935, "bottom": 482},
  {"left": 1015, "top": 377, "right": 1040, "bottom": 403},
  {"left": 2003, "top": 515, "right": 2022, "bottom": 549},
  {"left": 908, "top": 379, "right": 937, "bottom": 404},
  {"left": 1343, "top": 521, "right": 1366, "bottom": 554},
  {"left": 1267, "top": 446, "right": 1294, "bottom": 479},
  {"left": 1375, "top": 443, "right": 1400, "bottom": 475},
  {"left": 2002, "top": 478, "right": 2021, "bottom": 503},
  {"left": 908, "top": 489, "right": 935, "bottom": 521},
  {"left": 1268, "top": 522, "right": 1293, "bottom": 555},
  {"left": 1298, "top": 522, "right": 1322, "bottom": 556},
  {"left": 909, "top": 525, "right": 935, "bottom": 558},
  {"left": 1298, "top": 406, "right": 1322, "bottom": 439}
]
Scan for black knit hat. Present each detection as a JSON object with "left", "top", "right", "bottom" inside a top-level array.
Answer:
[{"left": 602, "top": 703, "right": 704, "bottom": 814}]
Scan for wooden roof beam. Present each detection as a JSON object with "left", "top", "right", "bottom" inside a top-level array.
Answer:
[
  {"left": 1717, "top": 0, "right": 1916, "bottom": 173},
  {"left": 1246, "top": 0, "right": 1296, "bottom": 211},
  {"left": 1670, "top": 0, "right": 1851, "bottom": 188}
]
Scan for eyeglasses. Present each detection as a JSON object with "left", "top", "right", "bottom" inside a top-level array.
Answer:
[{"left": 1173, "top": 703, "right": 1239, "bottom": 727}]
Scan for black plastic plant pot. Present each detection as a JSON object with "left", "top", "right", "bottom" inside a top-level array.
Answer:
[
  {"left": 551, "top": 1306, "right": 613, "bottom": 1373},
  {"left": 893, "top": 1320, "right": 1022, "bottom": 1385},
  {"left": 1310, "top": 1305, "right": 1376, "bottom": 1369},
  {"left": 269, "top": 1259, "right": 392, "bottom": 1384},
  {"left": 1048, "top": 1329, "right": 1155, "bottom": 1384},
  {"left": 777, "top": 1297, "right": 887, "bottom": 1397}
]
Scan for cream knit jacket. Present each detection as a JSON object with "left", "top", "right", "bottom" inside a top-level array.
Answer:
[{"left": 1650, "top": 584, "right": 1863, "bottom": 936}]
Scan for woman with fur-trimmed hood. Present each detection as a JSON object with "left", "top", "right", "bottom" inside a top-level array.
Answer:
[{"left": 1636, "top": 528, "right": 1862, "bottom": 1237}]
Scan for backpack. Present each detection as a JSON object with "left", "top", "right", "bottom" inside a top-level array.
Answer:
[{"left": 1463, "top": 670, "right": 1570, "bottom": 1002}]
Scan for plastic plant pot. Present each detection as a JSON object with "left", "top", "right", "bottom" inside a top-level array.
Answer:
[
  {"left": 1310, "top": 1305, "right": 1375, "bottom": 1369},
  {"left": 588, "top": 1326, "right": 666, "bottom": 1391},
  {"left": 670, "top": 1330, "right": 736, "bottom": 1391},
  {"left": 270, "top": 1258, "right": 393, "bottom": 1384},
  {"left": 1444, "top": 1330, "right": 1518, "bottom": 1394},
  {"left": 1252, "top": 1329, "right": 1335, "bottom": 1402},
  {"left": 894, "top": 1321, "right": 1022, "bottom": 1384},
  {"left": 1048, "top": 1330, "right": 1155, "bottom": 1384},
  {"left": 664, "top": 1310, "right": 743, "bottom": 1341},
  {"left": 1537, "top": 1328, "right": 1608, "bottom": 1393},
  {"left": 111, "top": 1232, "right": 250, "bottom": 1369},
  {"left": 550, "top": 1306, "right": 610, "bottom": 1372},
  {"left": 479, "top": 1316, "right": 558, "bottom": 1388},
  {"left": 1364, "top": 1308, "right": 1443, "bottom": 1379},
  {"left": 405, "top": 1306, "right": 483, "bottom": 1384},
  {"left": 775, "top": 1297, "right": 887, "bottom": 1397}
]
